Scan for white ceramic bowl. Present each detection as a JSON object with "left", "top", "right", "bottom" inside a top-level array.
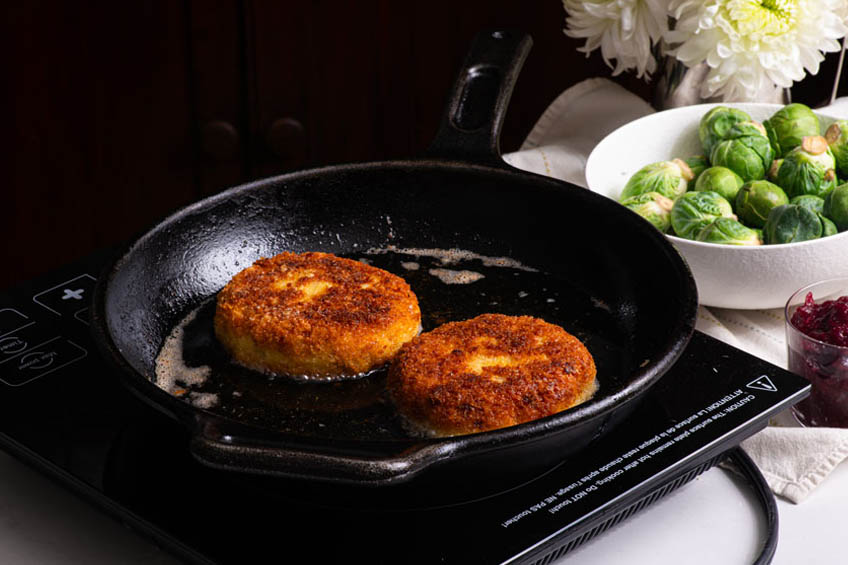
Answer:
[{"left": 586, "top": 102, "right": 848, "bottom": 310}]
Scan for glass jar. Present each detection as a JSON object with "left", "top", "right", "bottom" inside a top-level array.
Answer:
[{"left": 785, "top": 278, "right": 848, "bottom": 427}]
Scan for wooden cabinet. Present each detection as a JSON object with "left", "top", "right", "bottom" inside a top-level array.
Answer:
[
  {"left": 3, "top": 1, "right": 845, "bottom": 288},
  {"left": 4, "top": 2, "right": 196, "bottom": 286}
]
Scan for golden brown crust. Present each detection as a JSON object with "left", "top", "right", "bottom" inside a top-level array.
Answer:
[
  {"left": 214, "top": 252, "right": 421, "bottom": 378},
  {"left": 388, "top": 314, "right": 597, "bottom": 436}
]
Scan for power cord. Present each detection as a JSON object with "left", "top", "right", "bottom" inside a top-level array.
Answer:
[{"left": 725, "top": 447, "right": 778, "bottom": 565}]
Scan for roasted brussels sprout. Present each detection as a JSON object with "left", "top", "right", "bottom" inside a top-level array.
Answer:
[
  {"left": 710, "top": 121, "right": 775, "bottom": 182},
  {"left": 820, "top": 214, "right": 839, "bottom": 237},
  {"left": 789, "top": 194, "right": 825, "bottom": 215},
  {"left": 699, "top": 106, "right": 751, "bottom": 157},
  {"left": 764, "top": 103, "right": 820, "bottom": 157},
  {"left": 671, "top": 190, "right": 734, "bottom": 239},
  {"left": 735, "top": 180, "right": 789, "bottom": 228},
  {"left": 696, "top": 217, "right": 762, "bottom": 245},
  {"left": 620, "top": 192, "right": 674, "bottom": 232},
  {"left": 825, "top": 120, "right": 848, "bottom": 178},
  {"left": 620, "top": 159, "right": 693, "bottom": 201},
  {"left": 684, "top": 155, "right": 710, "bottom": 189},
  {"left": 694, "top": 166, "right": 744, "bottom": 203},
  {"left": 823, "top": 182, "right": 848, "bottom": 231},
  {"left": 763, "top": 204, "right": 822, "bottom": 244},
  {"left": 768, "top": 159, "right": 783, "bottom": 182},
  {"left": 775, "top": 136, "right": 838, "bottom": 198}
]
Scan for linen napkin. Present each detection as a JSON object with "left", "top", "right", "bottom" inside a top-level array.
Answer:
[{"left": 503, "top": 78, "right": 848, "bottom": 503}]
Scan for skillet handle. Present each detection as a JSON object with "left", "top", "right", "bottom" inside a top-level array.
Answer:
[
  {"left": 426, "top": 29, "right": 532, "bottom": 167},
  {"left": 189, "top": 421, "right": 460, "bottom": 485}
]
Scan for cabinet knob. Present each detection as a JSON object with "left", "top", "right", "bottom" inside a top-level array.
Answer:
[
  {"left": 266, "top": 118, "right": 306, "bottom": 161},
  {"left": 201, "top": 120, "right": 239, "bottom": 161}
]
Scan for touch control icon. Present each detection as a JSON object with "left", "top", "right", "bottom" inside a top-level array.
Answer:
[
  {"left": 0, "top": 337, "right": 87, "bottom": 387},
  {"left": 0, "top": 322, "right": 39, "bottom": 360},
  {"left": 18, "top": 350, "right": 56, "bottom": 371},
  {"left": 0, "top": 336, "right": 28, "bottom": 355},
  {"left": 33, "top": 274, "right": 96, "bottom": 317},
  {"left": 62, "top": 288, "right": 85, "bottom": 301}
]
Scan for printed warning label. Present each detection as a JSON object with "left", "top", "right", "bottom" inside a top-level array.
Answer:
[
  {"left": 747, "top": 375, "right": 777, "bottom": 392},
  {"left": 499, "top": 388, "right": 760, "bottom": 528}
]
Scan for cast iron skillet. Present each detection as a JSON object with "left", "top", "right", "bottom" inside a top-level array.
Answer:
[{"left": 91, "top": 30, "right": 697, "bottom": 487}]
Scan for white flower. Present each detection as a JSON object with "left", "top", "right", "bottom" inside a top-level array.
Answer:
[
  {"left": 563, "top": 0, "right": 670, "bottom": 79},
  {"left": 666, "top": 0, "right": 848, "bottom": 101}
]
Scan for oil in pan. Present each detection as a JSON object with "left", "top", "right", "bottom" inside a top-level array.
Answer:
[{"left": 152, "top": 247, "right": 631, "bottom": 441}]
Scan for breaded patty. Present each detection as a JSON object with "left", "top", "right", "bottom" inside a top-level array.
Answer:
[
  {"left": 214, "top": 252, "right": 421, "bottom": 379},
  {"left": 388, "top": 314, "right": 596, "bottom": 436}
]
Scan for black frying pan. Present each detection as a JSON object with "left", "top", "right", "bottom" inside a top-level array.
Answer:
[{"left": 91, "top": 30, "right": 697, "bottom": 487}]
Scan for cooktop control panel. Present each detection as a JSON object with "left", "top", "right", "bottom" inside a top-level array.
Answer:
[{"left": 0, "top": 268, "right": 98, "bottom": 387}]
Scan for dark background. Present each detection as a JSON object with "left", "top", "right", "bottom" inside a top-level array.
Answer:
[{"left": 5, "top": 1, "right": 846, "bottom": 288}]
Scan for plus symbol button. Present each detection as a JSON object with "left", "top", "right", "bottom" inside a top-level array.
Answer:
[
  {"left": 33, "top": 274, "right": 96, "bottom": 317},
  {"left": 62, "top": 288, "right": 85, "bottom": 301}
]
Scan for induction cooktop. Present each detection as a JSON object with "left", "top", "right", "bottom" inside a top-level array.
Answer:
[{"left": 0, "top": 249, "right": 809, "bottom": 564}]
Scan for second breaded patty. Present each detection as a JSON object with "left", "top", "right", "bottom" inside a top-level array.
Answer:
[
  {"left": 214, "top": 252, "right": 421, "bottom": 379},
  {"left": 388, "top": 314, "right": 597, "bottom": 436}
]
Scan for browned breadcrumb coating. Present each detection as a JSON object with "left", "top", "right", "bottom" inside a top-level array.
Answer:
[
  {"left": 214, "top": 252, "right": 421, "bottom": 378},
  {"left": 388, "top": 314, "right": 597, "bottom": 436}
]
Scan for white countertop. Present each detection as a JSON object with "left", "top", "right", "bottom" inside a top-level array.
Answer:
[
  {"left": 566, "top": 456, "right": 848, "bottom": 564},
  {"left": 1, "top": 447, "right": 846, "bottom": 564}
]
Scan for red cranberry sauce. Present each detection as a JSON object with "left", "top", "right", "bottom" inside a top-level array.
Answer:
[{"left": 790, "top": 293, "right": 848, "bottom": 347}]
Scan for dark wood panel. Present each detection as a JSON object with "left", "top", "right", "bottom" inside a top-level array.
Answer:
[
  {"left": 3, "top": 0, "right": 843, "bottom": 291},
  {"left": 188, "top": 0, "right": 246, "bottom": 196},
  {"left": 246, "top": 0, "right": 646, "bottom": 174},
  {"left": 3, "top": 1, "right": 196, "bottom": 287},
  {"left": 245, "top": 0, "right": 312, "bottom": 177}
]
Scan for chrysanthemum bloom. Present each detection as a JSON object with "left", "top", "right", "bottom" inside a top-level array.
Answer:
[
  {"left": 563, "top": 0, "right": 669, "bottom": 79},
  {"left": 667, "top": 0, "right": 848, "bottom": 101}
]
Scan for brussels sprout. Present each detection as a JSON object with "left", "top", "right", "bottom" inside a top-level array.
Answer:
[
  {"left": 620, "top": 159, "right": 693, "bottom": 201},
  {"left": 764, "top": 103, "right": 821, "bottom": 157},
  {"left": 699, "top": 106, "right": 752, "bottom": 157},
  {"left": 621, "top": 192, "right": 674, "bottom": 232},
  {"left": 789, "top": 194, "right": 825, "bottom": 215},
  {"left": 671, "top": 191, "right": 735, "bottom": 239},
  {"left": 768, "top": 159, "right": 783, "bottom": 182},
  {"left": 684, "top": 155, "right": 710, "bottom": 190},
  {"left": 735, "top": 180, "right": 789, "bottom": 228},
  {"left": 763, "top": 204, "right": 822, "bottom": 244},
  {"left": 696, "top": 217, "right": 762, "bottom": 245},
  {"left": 825, "top": 120, "right": 848, "bottom": 178},
  {"left": 731, "top": 121, "right": 769, "bottom": 138},
  {"left": 823, "top": 182, "right": 848, "bottom": 231},
  {"left": 710, "top": 121, "right": 775, "bottom": 182},
  {"left": 820, "top": 214, "right": 839, "bottom": 237},
  {"left": 776, "top": 136, "right": 838, "bottom": 198},
  {"left": 694, "top": 166, "right": 744, "bottom": 203}
]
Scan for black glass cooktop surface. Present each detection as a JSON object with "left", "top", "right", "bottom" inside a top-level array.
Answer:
[{"left": 0, "top": 250, "right": 808, "bottom": 564}]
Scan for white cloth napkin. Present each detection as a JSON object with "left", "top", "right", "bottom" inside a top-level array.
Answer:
[{"left": 503, "top": 78, "right": 848, "bottom": 503}]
